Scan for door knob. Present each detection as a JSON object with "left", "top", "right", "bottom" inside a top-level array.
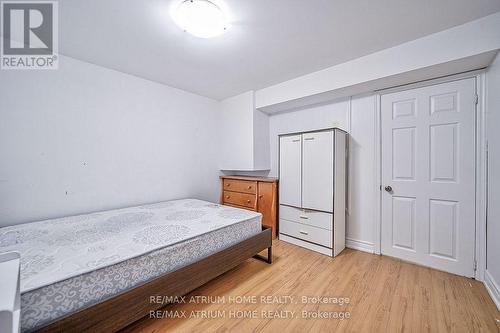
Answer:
[{"left": 384, "top": 186, "right": 393, "bottom": 193}]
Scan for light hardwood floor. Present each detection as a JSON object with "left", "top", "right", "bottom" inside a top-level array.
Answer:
[{"left": 124, "top": 240, "right": 500, "bottom": 333}]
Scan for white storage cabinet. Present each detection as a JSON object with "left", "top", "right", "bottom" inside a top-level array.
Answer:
[{"left": 279, "top": 128, "right": 347, "bottom": 257}]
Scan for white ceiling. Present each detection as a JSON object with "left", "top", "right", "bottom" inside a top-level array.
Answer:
[{"left": 59, "top": 0, "right": 500, "bottom": 100}]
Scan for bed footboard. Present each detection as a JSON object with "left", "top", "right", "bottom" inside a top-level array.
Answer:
[{"left": 37, "top": 226, "right": 273, "bottom": 333}]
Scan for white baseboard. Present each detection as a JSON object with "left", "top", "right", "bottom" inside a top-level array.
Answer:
[
  {"left": 484, "top": 270, "right": 500, "bottom": 311},
  {"left": 345, "top": 238, "right": 375, "bottom": 254}
]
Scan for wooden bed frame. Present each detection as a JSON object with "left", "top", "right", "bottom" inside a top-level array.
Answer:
[{"left": 37, "top": 226, "right": 273, "bottom": 333}]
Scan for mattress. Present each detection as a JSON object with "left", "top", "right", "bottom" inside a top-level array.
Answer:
[{"left": 0, "top": 198, "right": 262, "bottom": 332}]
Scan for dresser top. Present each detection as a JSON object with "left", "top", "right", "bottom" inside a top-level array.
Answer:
[{"left": 220, "top": 175, "right": 278, "bottom": 183}]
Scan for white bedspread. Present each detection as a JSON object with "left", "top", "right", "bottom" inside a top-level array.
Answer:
[{"left": 0, "top": 198, "right": 261, "bottom": 293}]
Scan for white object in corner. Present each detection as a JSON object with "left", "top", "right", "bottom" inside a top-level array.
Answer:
[
  {"left": 0, "top": 252, "right": 21, "bottom": 333},
  {"left": 279, "top": 128, "right": 347, "bottom": 257},
  {"left": 218, "top": 91, "right": 270, "bottom": 171}
]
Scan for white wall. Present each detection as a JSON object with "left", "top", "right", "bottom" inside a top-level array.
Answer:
[
  {"left": 0, "top": 55, "right": 220, "bottom": 227},
  {"left": 348, "top": 96, "right": 377, "bottom": 248},
  {"left": 218, "top": 91, "right": 270, "bottom": 171},
  {"left": 253, "top": 108, "right": 270, "bottom": 170},
  {"left": 218, "top": 92, "right": 254, "bottom": 170},
  {"left": 268, "top": 95, "right": 377, "bottom": 250},
  {"left": 485, "top": 53, "right": 500, "bottom": 308}
]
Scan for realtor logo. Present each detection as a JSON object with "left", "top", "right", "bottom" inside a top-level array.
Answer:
[{"left": 1, "top": 1, "right": 58, "bottom": 69}]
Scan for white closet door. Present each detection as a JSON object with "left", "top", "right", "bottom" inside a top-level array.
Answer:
[
  {"left": 279, "top": 134, "right": 302, "bottom": 207},
  {"left": 302, "top": 130, "right": 334, "bottom": 212},
  {"left": 381, "top": 78, "right": 476, "bottom": 277}
]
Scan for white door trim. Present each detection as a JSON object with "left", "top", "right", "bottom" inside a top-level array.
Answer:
[
  {"left": 475, "top": 73, "right": 487, "bottom": 281},
  {"left": 374, "top": 94, "right": 382, "bottom": 255},
  {"left": 373, "top": 70, "right": 487, "bottom": 280}
]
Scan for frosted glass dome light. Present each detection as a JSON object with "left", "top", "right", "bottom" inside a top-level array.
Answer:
[{"left": 173, "top": 0, "right": 228, "bottom": 38}]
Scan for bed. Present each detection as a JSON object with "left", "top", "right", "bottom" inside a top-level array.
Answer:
[{"left": 0, "top": 198, "right": 272, "bottom": 332}]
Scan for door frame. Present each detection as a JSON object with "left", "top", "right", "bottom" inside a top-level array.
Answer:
[{"left": 373, "top": 70, "right": 488, "bottom": 280}]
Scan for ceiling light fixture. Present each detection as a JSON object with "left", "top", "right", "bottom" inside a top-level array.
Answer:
[{"left": 172, "top": 0, "right": 228, "bottom": 38}]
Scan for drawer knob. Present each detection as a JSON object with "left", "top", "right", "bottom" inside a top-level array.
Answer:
[
  {"left": 247, "top": 186, "right": 252, "bottom": 189},
  {"left": 247, "top": 200, "right": 251, "bottom": 203},
  {"left": 299, "top": 230, "right": 309, "bottom": 235},
  {"left": 226, "top": 196, "right": 230, "bottom": 199},
  {"left": 226, "top": 183, "right": 230, "bottom": 186},
  {"left": 259, "top": 195, "right": 264, "bottom": 199}
]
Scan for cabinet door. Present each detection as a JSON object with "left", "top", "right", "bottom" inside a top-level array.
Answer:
[
  {"left": 257, "top": 182, "right": 277, "bottom": 238},
  {"left": 302, "top": 130, "right": 334, "bottom": 212},
  {"left": 279, "top": 134, "right": 302, "bottom": 207}
]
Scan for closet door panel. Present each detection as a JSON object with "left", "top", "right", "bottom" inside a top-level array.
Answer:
[
  {"left": 279, "top": 134, "right": 302, "bottom": 207},
  {"left": 302, "top": 130, "right": 334, "bottom": 212}
]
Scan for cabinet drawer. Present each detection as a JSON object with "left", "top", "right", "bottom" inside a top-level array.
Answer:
[
  {"left": 279, "top": 205, "right": 332, "bottom": 230},
  {"left": 223, "top": 179, "right": 257, "bottom": 194},
  {"left": 223, "top": 191, "right": 256, "bottom": 209},
  {"left": 280, "top": 219, "right": 332, "bottom": 248}
]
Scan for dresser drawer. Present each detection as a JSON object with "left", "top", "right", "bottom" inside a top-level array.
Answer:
[
  {"left": 279, "top": 205, "right": 332, "bottom": 230},
  {"left": 223, "top": 179, "right": 257, "bottom": 194},
  {"left": 223, "top": 191, "right": 256, "bottom": 209},
  {"left": 280, "top": 219, "right": 332, "bottom": 248}
]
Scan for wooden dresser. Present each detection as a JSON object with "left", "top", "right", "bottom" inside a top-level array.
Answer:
[{"left": 220, "top": 176, "right": 278, "bottom": 239}]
